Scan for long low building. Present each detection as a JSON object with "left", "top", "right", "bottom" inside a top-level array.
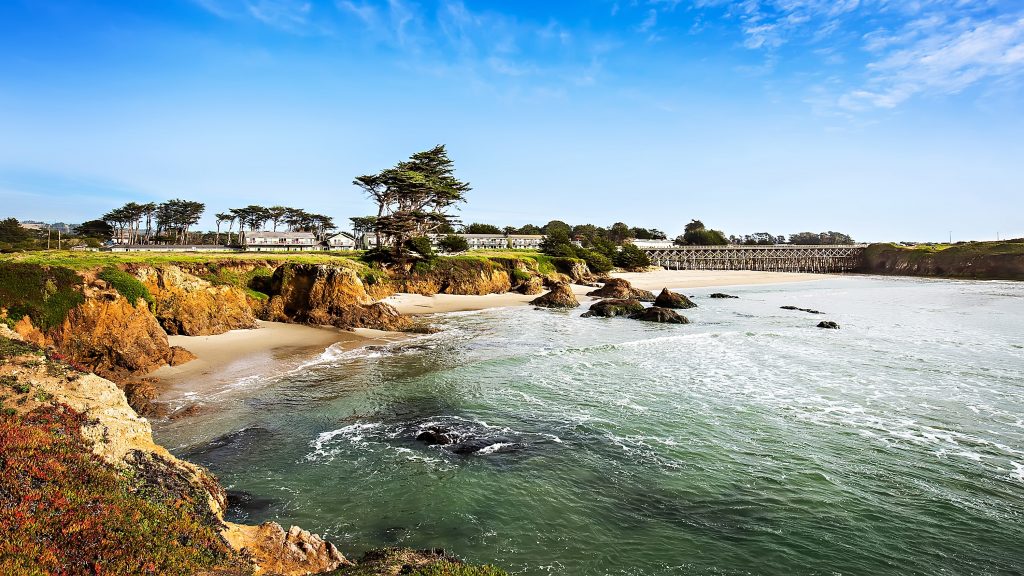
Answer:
[
  {"left": 430, "top": 233, "right": 545, "bottom": 250},
  {"left": 240, "top": 231, "right": 320, "bottom": 251}
]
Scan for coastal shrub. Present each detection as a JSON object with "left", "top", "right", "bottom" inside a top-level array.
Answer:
[
  {"left": 578, "top": 249, "right": 613, "bottom": 273},
  {"left": 438, "top": 234, "right": 470, "bottom": 253},
  {"left": 0, "top": 263, "right": 84, "bottom": 330},
  {"left": 98, "top": 266, "right": 154, "bottom": 308},
  {"left": 406, "top": 236, "right": 436, "bottom": 259},
  {"left": 0, "top": 404, "right": 247, "bottom": 575},
  {"left": 613, "top": 244, "right": 651, "bottom": 269}
]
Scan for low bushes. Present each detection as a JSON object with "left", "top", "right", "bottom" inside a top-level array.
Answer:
[
  {"left": 0, "top": 263, "right": 84, "bottom": 330},
  {"left": 98, "top": 266, "right": 154, "bottom": 308}
]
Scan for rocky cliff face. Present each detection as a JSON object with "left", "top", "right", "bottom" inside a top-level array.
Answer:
[
  {"left": 0, "top": 328, "right": 349, "bottom": 575},
  {"left": 266, "top": 263, "right": 410, "bottom": 331},
  {"left": 860, "top": 242, "right": 1024, "bottom": 280},
  {"left": 132, "top": 265, "right": 258, "bottom": 336}
]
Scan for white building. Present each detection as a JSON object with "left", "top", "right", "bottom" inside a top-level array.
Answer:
[
  {"left": 507, "top": 234, "right": 544, "bottom": 249},
  {"left": 428, "top": 233, "right": 547, "bottom": 251},
  {"left": 629, "top": 239, "right": 675, "bottom": 249},
  {"left": 240, "top": 231, "right": 320, "bottom": 251},
  {"left": 325, "top": 231, "right": 357, "bottom": 250}
]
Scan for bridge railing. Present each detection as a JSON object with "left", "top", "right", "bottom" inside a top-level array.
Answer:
[{"left": 638, "top": 244, "right": 866, "bottom": 273}]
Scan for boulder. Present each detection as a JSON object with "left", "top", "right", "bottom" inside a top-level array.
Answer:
[
  {"left": 416, "top": 427, "right": 456, "bottom": 445},
  {"left": 629, "top": 306, "right": 689, "bottom": 324},
  {"left": 517, "top": 275, "right": 544, "bottom": 295},
  {"left": 586, "top": 278, "right": 656, "bottom": 301},
  {"left": 168, "top": 345, "right": 197, "bottom": 366},
  {"left": 654, "top": 288, "right": 697, "bottom": 309},
  {"left": 817, "top": 321, "right": 840, "bottom": 329},
  {"left": 709, "top": 293, "right": 738, "bottom": 299},
  {"left": 531, "top": 282, "right": 579, "bottom": 308},
  {"left": 581, "top": 299, "right": 645, "bottom": 318}
]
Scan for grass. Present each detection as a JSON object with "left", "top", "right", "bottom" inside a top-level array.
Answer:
[
  {"left": 0, "top": 249, "right": 365, "bottom": 271},
  {"left": 98, "top": 266, "right": 154, "bottom": 307},
  {"left": 0, "top": 262, "right": 85, "bottom": 330},
  {"left": 0, "top": 404, "right": 249, "bottom": 575},
  {"left": 408, "top": 562, "right": 509, "bottom": 576}
]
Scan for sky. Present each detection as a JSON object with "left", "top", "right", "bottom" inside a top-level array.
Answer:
[{"left": 1, "top": 0, "right": 1023, "bottom": 242}]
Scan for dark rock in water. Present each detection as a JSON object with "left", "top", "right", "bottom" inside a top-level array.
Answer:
[
  {"left": 531, "top": 281, "right": 579, "bottom": 309},
  {"left": 227, "top": 489, "right": 277, "bottom": 516},
  {"left": 581, "top": 299, "right": 645, "bottom": 318},
  {"left": 629, "top": 306, "right": 690, "bottom": 324},
  {"left": 709, "top": 293, "right": 738, "bottom": 299},
  {"left": 781, "top": 305, "right": 823, "bottom": 314},
  {"left": 451, "top": 436, "right": 515, "bottom": 455},
  {"left": 817, "top": 321, "right": 840, "bottom": 329},
  {"left": 416, "top": 427, "right": 456, "bottom": 445},
  {"left": 586, "top": 278, "right": 656, "bottom": 302},
  {"left": 654, "top": 288, "right": 697, "bottom": 309}
]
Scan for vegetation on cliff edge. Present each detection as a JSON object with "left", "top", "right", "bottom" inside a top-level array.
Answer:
[
  {"left": 0, "top": 262, "right": 85, "bottom": 330},
  {"left": 0, "top": 403, "right": 248, "bottom": 575}
]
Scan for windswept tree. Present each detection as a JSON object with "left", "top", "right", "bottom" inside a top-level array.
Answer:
[
  {"left": 154, "top": 199, "right": 205, "bottom": 244},
  {"left": 214, "top": 212, "right": 233, "bottom": 245},
  {"left": 267, "top": 206, "right": 290, "bottom": 232},
  {"left": 353, "top": 145, "right": 470, "bottom": 259}
]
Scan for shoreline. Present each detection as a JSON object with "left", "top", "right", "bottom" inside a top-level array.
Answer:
[
  {"left": 150, "top": 320, "right": 407, "bottom": 400},
  {"left": 154, "top": 271, "right": 830, "bottom": 399}
]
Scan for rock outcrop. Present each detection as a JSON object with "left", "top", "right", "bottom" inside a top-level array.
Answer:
[
  {"left": 133, "top": 265, "right": 257, "bottom": 336},
  {"left": 629, "top": 306, "right": 689, "bottom": 324},
  {"left": 531, "top": 282, "right": 580, "bottom": 309},
  {"left": 781, "top": 305, "right": 822, "bottom": 314},
  {"left": 517, "top": 275, "right": 545, "bottom": 295},
  {"left": 709, "top": 293, "right": 738, "bottom": 299},
  {"left": 581, "top": 299, "right": 645, "bottom": 318},
  {"left": 654, "top": 288, "right": 697, "bottom": 309},
  {"left": 586, "top": 278, "right": 656, "bottom": 302},
  {"left": 266, "top": 263, "right": 410, "bottom": 331},
  {"left": 48, "top": 292, "right": 173, "bottom": 381},
  {"left": 817, "top": 321, "right": 840, "bottom": 329},
  {"left": 222, "top": 522, "right": 350, "bottom": 575}
]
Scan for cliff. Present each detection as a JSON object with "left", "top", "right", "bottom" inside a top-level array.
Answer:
[
  {"left": 860, "top": 241, "right": 1024, "bottom": 280},
  {"left": 0, "top": 328, "right": 507, "bottom": 575}
]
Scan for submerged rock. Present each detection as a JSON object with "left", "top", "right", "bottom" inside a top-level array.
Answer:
[
  {"left": 817, "top": 321, "right": 841, "bottom": 329},
  {"left": 629, "top": 306, "right": 689, "bottom": 324},
  {"left": 581, "top": 299, "right": 645, "bottom": 318},
  {"left": 781, "top": 305, "right": 823, "bottom": 314},
  {"left": 416, "top": 427, "right": 457, "bottom": 445},
  {"left": 586, "top": 278, "right": 656, "bottom": 301},
  {"left": 654, "top": 288, "right": 697, "bottom": 309},
  {"left": 531, "top": 282, "right": 579, "bottom": 308},
  {"left": 451, "top": 436, "right": 516, "bottom": 455},
  {"left": 709, "top": 293, "right": 738, "bottom": 299}
]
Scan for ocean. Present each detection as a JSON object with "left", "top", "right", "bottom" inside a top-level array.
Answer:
[{"left": 153, "top": 276, "right": 1024, "bottom": 575}]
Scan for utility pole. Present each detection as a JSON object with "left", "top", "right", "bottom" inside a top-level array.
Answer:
[{"left": 949, "top": 231, "right": 952, "bottom": 244}]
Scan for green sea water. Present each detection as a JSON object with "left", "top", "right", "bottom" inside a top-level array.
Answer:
[{"left": 153, "top": 277, "right": 1024, "bottom": 575}]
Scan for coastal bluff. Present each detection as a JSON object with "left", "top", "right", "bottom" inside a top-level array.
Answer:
[{"left": 860, "top": 241, "right": 1024, "bottom": 280}]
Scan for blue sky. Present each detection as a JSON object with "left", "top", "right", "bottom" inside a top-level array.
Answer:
[{"left": 1, "top": 0, "right": 1022, "bottom": 242}]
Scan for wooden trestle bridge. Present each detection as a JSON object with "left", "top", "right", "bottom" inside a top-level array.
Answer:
[{"left": 639, "top": 244, "right": 866, "bottom": 273}]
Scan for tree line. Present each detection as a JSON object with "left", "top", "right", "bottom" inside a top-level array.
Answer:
[{"left": 92, "top": 201, "right": 336, "bottom": 245}]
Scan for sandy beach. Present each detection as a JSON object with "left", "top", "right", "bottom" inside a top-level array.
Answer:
[
  {"left": 153, "top": 271, "right": 827, "bottom": 399},
  {"left": 150, "top": 320, "right": 406, "bottom": 398}
]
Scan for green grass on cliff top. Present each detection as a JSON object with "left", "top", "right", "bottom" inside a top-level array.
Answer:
[
  {"left": 872, "top": 241, "right": 1024, "bottom": 256},
  {"left": 0, "top": 250, "right": 366, "bottom": 270}
]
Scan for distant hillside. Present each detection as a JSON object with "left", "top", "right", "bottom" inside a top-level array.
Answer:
[{"left": 860, "top": 241, "right": 1024, "bottom": 280}]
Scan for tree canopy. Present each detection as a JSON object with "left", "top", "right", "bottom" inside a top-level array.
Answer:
[{"left": 354, "top": 145, "right": 470, "bottom": 260}]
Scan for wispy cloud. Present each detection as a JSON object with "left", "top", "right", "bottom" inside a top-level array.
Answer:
[
  {"left": 193, "top": 0, "right": 324, "bottom": 34},
  {"left": 841, "top": 15, "right": 1024, "bottom": 109}
]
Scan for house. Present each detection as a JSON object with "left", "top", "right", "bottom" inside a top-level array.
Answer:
[
  {"left": 240, "top": 231, "right": 320, "bottom": 251},
  {"left": 325, "top": 231, "right": 357, "bottom": 250}
]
